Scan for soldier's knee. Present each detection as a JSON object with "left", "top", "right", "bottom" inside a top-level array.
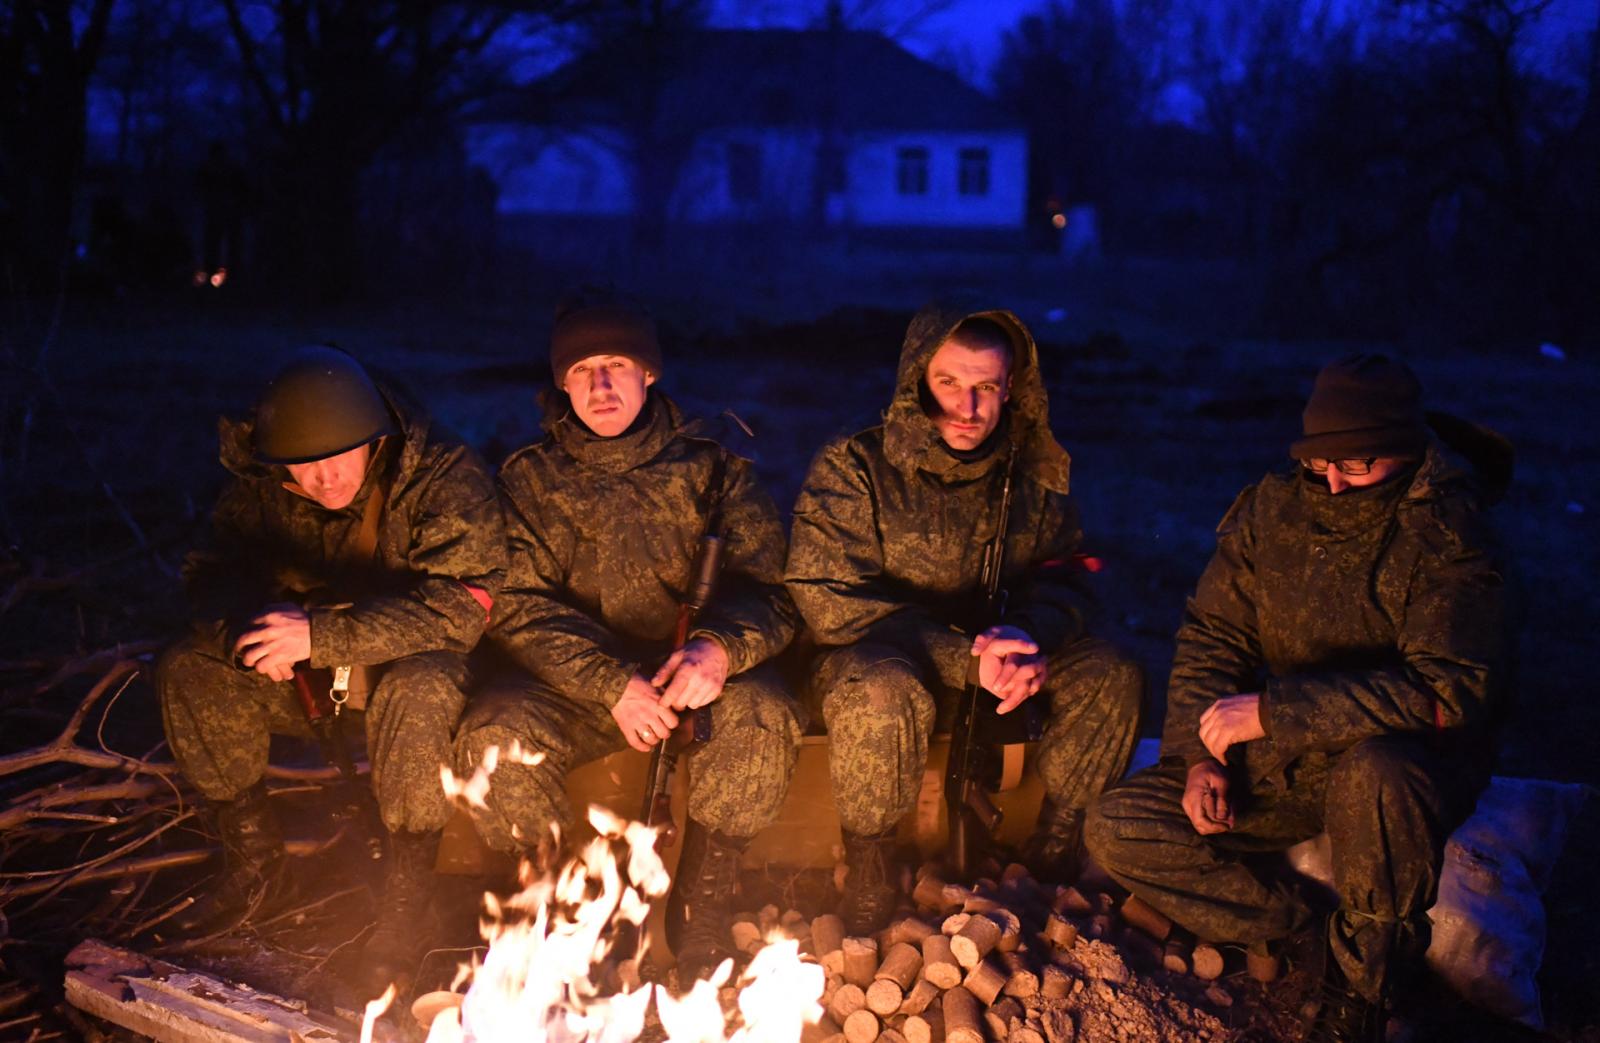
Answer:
[
  {"left": 1334, "top": 737, "right": 1426, "bottom": 795},
  {"left": 827, "top": 655, "right": 923, "bottom": 721},
  {"left": 155, "top": 636, "right": 230, "bottom": 711},
  {"left": 1102, "top": 657, "right": 1145, "bottom": 727},
  {"left": 373, "top": 654, "right": 463, "bottom": 709}
]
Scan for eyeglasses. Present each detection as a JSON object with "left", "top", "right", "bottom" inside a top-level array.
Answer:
[{"left": 1302, "top": 457, "right": 1378, "bottom": 476}]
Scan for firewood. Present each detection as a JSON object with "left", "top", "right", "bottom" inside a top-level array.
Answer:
[
  {"left": 912, "top": 874, "right": 948, "bottom": 911},
  {"left": 961, "top": 894, "right": 1002, "bottom": 916},
  {"left": 1007, "top": 1024, "right": 1045, "bottom": 1043},
  {"left": 1119, "top": 929, "right": 1163, "bottom": 968},
  {"left": 904, "top": 1007, "right": 944, "bottom": 1043},
  {"left": 950, "top": 914, "right": 1001, "bottom": 968},
  {"left": 732, "top": 919, "right": 764, "bottom": 954},
  {"left": 844, "top": 937, "right": 880, "bottom": 987},
  {"left": 997, "top": 951, "right": 1038, "bottom": 998},
  {"left": 940, "top": 912, "right": 970, "bottom": 936},
  {"left": 814, "top": 914, "right": 847, "bottom": 974},
  {"left": 940, "top": 884, "right": 973, "bottom": 914},
  {"left": 876, "top": 942, "right": 924, "bottom": 990},
  {"left": 962, "top": 958, "right": 1007, "bottom": 1006},
  {"left": 897, "top": 979, "right": 940, "bottom": 1017},
  {"left": 993, "top": 909, "right": 1022, "bottom": 953},
  {"left": 1246, "top": 947, "right": 1280, "bottom": 983},
  {"left": 823, "top": 973, "right": 845, "bottom": 1008},
  {"left": 1191, "top": 944, "right": 1224, "bottom": 981},
  {"left": 760, "top": 904, "right": 782, "bottom": 932},
  {"left": 1053, "top": 886, "right": 1092, "bottom": 915},
  {"left": 1161, "top": 938, "right": 1191, "bottom": 976},
  {"left": 804, "top": 1016, "right": 844, "bottom": 1043},
  {"left": 783, "top": 909, "right": 810, "bottom": 934},
  {"left": 866, "top": 979, "right": 904, "bottom": 1016},
  {"left": 941, "top": 987, "right": 983, "bottom": 1043},
  {"left": 879, "top": 1029, "right": 907, "bottom": 1043},
  {"left": 1040, "top": 1006, "right": 1076, "bottom": 1043},
  {"left": 844, "top": 1008, "right": 881, "bottom": 1043},
  {"left": 1040, "top": 964, "right": 1071, "bottom": 999},
  {"left": 883, "top": 917, "right": 936, "bottom": 949},
  {"left": 829, "top": 983, "right": 867, "bottom": 1024},
  {"left": 1087, "top": 914, "right": 1114, "bottom": 940},
  {"left": 984, "top": 998, "right": 1022, "bottom": 1039},
  {"left": 921, "top": 934, "right": 963, "bottom": 989},
  {"left": 1041, "top": 914, "right": 1078, "bottom": 949},
  {"left": 1118, "top": 895, "right": 1171, "bottom": 942},
  {"left": 1000, "top": 863, "right": 1031, "bottom": 887}
]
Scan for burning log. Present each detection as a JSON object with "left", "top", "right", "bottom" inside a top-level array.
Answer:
[
  {"left": 732, "top": 915, "right": 765, "bottom": 954},
  {"left": 920, "top": 934, "right": 963, "bottom": 989},
  {"left": 844, "top": 936, "right": 880, "bottom": 987}
]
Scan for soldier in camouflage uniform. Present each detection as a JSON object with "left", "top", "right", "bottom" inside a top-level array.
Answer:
[
  {"left": 786, "top": 302, "right": 1144, "bottom": 932},
  {"left": 454, "top": 290, "right": 803, "bottom": 981},
  {"left": 158, "top": 347, "right": 505, "bottom": 995},
  {"left": 1085, "top": 354, "right": 1511, "bottom": 1042}
]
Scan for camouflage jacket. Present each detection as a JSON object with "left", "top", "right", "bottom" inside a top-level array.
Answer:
[
  {"left": 490, "top": 391, "right": 797, "bottom": 707},
  {"left": 787, "top": 302, "right": 1093, "bottom": 673},
  {"left": 1163, "top": 442, "right": 1510, "bottom": 775},
  {"left": 183, "top": 383, "right": 506, "bottom": 667}
]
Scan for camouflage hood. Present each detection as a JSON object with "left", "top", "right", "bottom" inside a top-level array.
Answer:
[
  {"left": 883, "top": 301, "right": 1071, "bottom": 493},
  {"left": 216, "top": 376, "right": 434, "bottom": 501}
]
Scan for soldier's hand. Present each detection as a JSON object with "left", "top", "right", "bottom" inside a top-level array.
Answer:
[
  {"left": 973, "top": 625, "right": 1048, "bottom": 714},
  {"left": 234, "top": 603, "right": 312, "bottom": 679},
  {"left": 653, "top": 637, "right": 730, "bottom": 711},
  {"left": 612, "top": 674, "right": 680, "bottom": 753},
  {"left": 1198, "top": 693, "right": 1265, "bottom": 763},
  {"left": 1182, "top": 760, "right": 1234, "bottom": 835}
]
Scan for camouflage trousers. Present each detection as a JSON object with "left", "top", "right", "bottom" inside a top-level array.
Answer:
[
  {"left": 811, "top": 635, "right": 1143, "bottom": 837},
  {"left": 157, "top": 631, "right": 469, "bottom": 833},
  {"left": 453, "top": 664, "right": 803, "bottom": 853},
  {"left": 1084, "top": 736, "right": 1485, "bottom": 1001}
]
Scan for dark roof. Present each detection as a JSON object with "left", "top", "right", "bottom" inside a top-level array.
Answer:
[{"left": 473, "top": 29, "right": 1020, "bottom": 133}]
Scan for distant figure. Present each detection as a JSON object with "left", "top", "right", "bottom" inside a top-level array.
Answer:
[
  {"left": 157, "top": 348, "right": 506, "bottom": 996},
  {"left": 196, "top": 141, "right": 248, "bottom": 282},
  {"left": 1086, "top": 354, "right": 1513, "bottom": 1041},
  {"left": 785, "top": 302, "right": 1145, "bottom": 933}
]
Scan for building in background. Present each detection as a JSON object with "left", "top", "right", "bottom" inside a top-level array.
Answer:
[{"left": 464, "top": 29, "right": 1029, "bottom": 247}]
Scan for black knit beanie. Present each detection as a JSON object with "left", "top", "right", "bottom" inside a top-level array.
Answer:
[
  {"left": 549, "top": 290, "right": 662, "bottom": 383},
  {"left": 1289, "top": 353, "right": 1428, "bottom": 461}
]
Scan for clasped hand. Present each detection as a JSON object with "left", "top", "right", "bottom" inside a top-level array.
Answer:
[
  {"left": 233, "top": 603, "right": 311, "bottom": 682},
  {"left": 610, "top": 637, "right": 729, "bottom": 752},
  {"left": 972, "top": 625, "right": 1048, "bottom": 714}
]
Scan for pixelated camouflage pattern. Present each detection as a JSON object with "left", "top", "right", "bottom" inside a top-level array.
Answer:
[
  {"left": 459, "top": 390, "right": 802, "bottom": 845},
  {"left": 786, "top": 301, "right": 1141, "bottom": 835},
  {"left": 455, "top": 666, "right": 799, "bottom": 847},
  {"left": 486, "top": 391, "right": 799, "bottom": 704},
  {"left": 160, "top": 386, "right": 505, "bottom": 832},
  {"left": 1087, "top": 442, "right": 1508, "bottom": 1000}
]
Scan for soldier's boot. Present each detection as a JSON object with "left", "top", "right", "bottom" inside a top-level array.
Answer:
[
  {"left": 667, "top": 819, "right": 745, "bottom": 985},
  {"left": 1301, "top": 939, "right": 1386, "bottom": 1043},
  {"left": 356, "top": 830, "right": 441, "bottom": 999},
  {"left": 1019, "top": 799, "right": 1085, "bottom": 884},
  {"left": 839, "top": 830, "right": 899, "bottom": 936},
  {"left": 170, "top": 782, "right": 289, "bottom": 935}
]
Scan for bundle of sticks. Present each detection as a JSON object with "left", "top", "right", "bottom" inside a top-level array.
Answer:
[{"left": 726, "top": 861, "right": 1270, "bottom": 1043}]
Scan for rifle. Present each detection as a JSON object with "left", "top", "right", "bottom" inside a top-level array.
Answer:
[
  {"left": 639, "top": 531, "right": 721, "bottom": 845},
  {"left": 944, "top": 444, "right": 1020, "bottom": 878}
]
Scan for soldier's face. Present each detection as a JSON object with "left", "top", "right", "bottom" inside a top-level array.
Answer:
[
  {"left": 1324, "top": 456, "right": 1410, "bottom": 494},
  {"left": 287, "top": 443, "right": 370, "bottom": 511},
  {"left": 925, "top": 337, "right": 1012, "bottom": 452},
  {"left": 563, "top": 354, "right": 656, "bottom": 437}
]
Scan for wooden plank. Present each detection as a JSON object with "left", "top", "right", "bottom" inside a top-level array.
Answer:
[{"left": 64, "top": 938, "right": 353, "bottom": 1043}]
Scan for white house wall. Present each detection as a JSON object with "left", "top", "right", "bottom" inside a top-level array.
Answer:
[
  {"left": 463, "top": 124, "right": 634, "bottom": 216},
  {"left": 671, "top": 129, "right": 820, "bottom": 223},
  {"left": 844, "top": 131, "right": 1026, "bottom": 229}
]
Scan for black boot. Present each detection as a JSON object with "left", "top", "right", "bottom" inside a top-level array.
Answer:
[
  {"left": 1302, "top": 940, "right": 1386, "bottom": 1043},
  {"left": 668, "top": 819, "right": 745, "bottom": 985},
  {"left": 839, "top": 830, "right": 899, "bottom": 936},
  {"left": 1019, "top": 799, "right": 1084, "bottom": 884},
  {"left": 170, "top": 783, "right": 288, "bottom": 935},
  {"left": 356, "top": 830, "right": 441, "bottom": 999}
]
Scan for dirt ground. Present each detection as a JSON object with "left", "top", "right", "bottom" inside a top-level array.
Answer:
[{"left": 2, "top": 252, "right": 1596, "bottom": 1039}]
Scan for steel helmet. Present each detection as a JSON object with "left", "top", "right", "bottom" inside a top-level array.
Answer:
[{"left": 253, "top": 346, "right": 397, "bottom": 465}]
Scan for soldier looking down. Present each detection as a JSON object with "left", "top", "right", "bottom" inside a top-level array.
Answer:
[
  {"left": 1085, "top": 354, "right": 1512, "bottom": 1042},
  {"left": 785, "top": 302, "right": 1144, "bottom": 933},
  {"left": 157, "top": 346, "right": 506, "bottom": 995},
  {"left": 453, "top": 289, "right": 803, "bottom": 983}
]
